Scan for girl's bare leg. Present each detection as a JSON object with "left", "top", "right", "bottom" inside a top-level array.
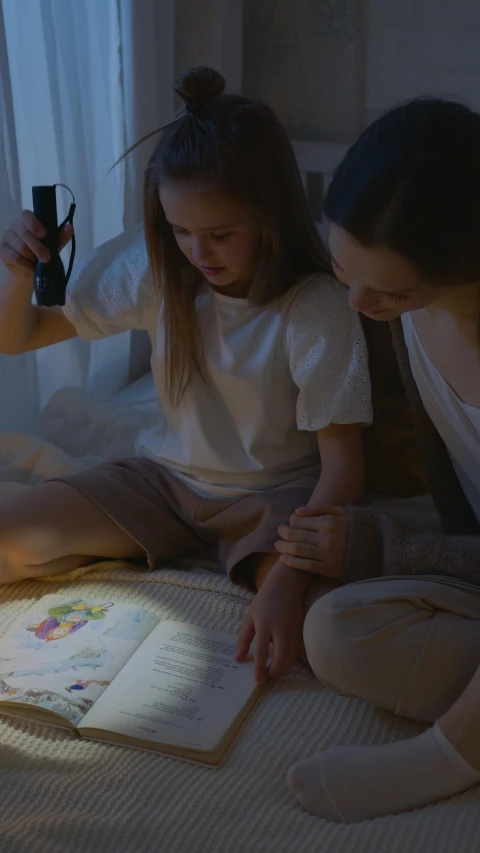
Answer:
[{"left": 0, "top": 481, "right": 144, "bottom": 582}]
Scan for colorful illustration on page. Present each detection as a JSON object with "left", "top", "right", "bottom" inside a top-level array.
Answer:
[
  {"left": 0, "top": 597, "right": 159, "bottom": 726},
  {"left": 26, "top": 600, "right": 114, "bottom": 643}
]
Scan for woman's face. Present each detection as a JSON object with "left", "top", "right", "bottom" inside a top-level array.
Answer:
[{"left": 328, "top": 225, "right": 452, "bottom": 320}]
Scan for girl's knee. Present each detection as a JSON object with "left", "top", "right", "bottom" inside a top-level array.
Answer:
[
  {"left": 0, "top": 526, "right": 65, "bottom": 581},
  {"left": 0, "top": 535, "right": 29, "bottom": 581},
  {"left": 0, "top": 485, "right": 74, "bottom": 570}
]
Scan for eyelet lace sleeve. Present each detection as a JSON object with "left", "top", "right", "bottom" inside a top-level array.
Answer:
[
  {"left": 63, "top": 224, "right": 158, "bottom": 339},
  {"left": 285, "top": 275, "right": 372, "bottom": 430}
]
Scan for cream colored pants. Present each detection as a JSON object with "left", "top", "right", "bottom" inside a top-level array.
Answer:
[{"left": 304, "top": 575, "right": 480, "bottom": 723}]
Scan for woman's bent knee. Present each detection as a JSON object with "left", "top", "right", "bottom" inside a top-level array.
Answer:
[
  {"left": 303, "top": 578, "right": 480, "bottom": 722},
  {"left": 303, "top": 581, "right": 423, "bottom": 705},
  {"left": 303, "top": 588, "right": 361, "bottom": 693}
]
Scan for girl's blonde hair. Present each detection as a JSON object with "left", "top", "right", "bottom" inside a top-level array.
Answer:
[{"left": 126, "top": 66, "right": 331, "bottom": 403}]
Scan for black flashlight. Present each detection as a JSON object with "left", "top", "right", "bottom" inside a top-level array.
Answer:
[{"left": 32, "top": 184, "right": 76, "bottom": 307}]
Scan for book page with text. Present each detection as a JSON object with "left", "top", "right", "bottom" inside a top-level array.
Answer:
[{"left": 78, "top": 621, "right": 257, "bottom": 751}]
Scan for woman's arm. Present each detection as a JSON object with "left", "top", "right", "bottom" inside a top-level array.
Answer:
[
  {"left": 342, "top": 505, "right": 480, "bottom": 585},
  {"left": 276, "top": 503, "right": 480, "bottom": 587}
]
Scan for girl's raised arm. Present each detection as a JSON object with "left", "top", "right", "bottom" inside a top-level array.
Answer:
[{"left": 0, "top": 211, "right": 77, "bottom": 353}]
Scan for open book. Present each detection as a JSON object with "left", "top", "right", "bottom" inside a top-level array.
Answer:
[{"left": 0, "top": 594, "right": 261, "bottom": 766}]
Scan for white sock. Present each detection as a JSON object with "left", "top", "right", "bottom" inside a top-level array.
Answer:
[{"left": 287, "top": 722, "right": 480, "bottom": 822}]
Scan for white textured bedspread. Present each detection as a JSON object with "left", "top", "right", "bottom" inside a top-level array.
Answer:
[{"left": 0, "top": 382, "right": 477, "bottom": 853}]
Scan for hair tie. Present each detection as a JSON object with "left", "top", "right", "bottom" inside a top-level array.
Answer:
[{"left": 186, "top": 103, "right": 203, "bottom": 116}]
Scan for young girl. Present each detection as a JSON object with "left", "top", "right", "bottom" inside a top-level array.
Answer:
[
  {"left": 276, "top": 98, "right": 480, "bottom": 821},
  {"left": 0, "top": 66, "right": 371, "bottom": 687}
]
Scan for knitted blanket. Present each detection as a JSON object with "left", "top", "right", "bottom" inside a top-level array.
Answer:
[
  {"left": 1, "top": 563, "right": 479, "bottom": 853},
  {"left": 0, "top": 382, "right": 478, "bottom": 852}
]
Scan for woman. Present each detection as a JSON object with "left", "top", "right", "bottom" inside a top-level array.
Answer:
[{"left": 278, "top": 97, "right": 480, "bottom": 822}]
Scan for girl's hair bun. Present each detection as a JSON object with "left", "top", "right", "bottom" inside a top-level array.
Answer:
[{"left": 174, "top": 66, "right": 226, "bottom": 112}]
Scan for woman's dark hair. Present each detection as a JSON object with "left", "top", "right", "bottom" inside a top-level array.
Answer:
[
  {"left": 123, "top": 66, "right": 331, "bottom": 404},
  {"left": 323, "top": 97, "right": 480, "bottom": 283}
]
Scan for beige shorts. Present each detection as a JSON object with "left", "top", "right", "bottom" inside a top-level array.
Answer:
[{"left": 53, "top": 457, "right": 317, "bottom": 587}]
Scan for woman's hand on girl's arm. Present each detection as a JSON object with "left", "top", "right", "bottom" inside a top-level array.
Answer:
[
  {"left": 235, "top": 424, "right": 364, "bottom": 682},
  {"left": 275, "top": 505, "right": 349, "bottom": 579},
  {"left": 277, "top": 504, "right": 480, "bottom": 588},
  {"left": 272, "top": 422, "right": 363, "bottom": 577}
]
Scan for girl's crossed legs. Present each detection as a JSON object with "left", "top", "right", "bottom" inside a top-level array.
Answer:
[
  {"left": 0, "top": 481, "right": 145, "bottom": 581},
  {"left": 0, "top": 459, "right": 321, "bottom": 686}
]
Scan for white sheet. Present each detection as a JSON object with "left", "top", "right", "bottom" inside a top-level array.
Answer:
[{"left": 0, "top": 376, "right": 158, "bottom": 493}]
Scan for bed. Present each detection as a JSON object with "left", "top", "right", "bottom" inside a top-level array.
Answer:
[
  {"left": 0, "top": 139, "right": 477, "bottom": 851},
  {"left": 0, "top": 369, "right": 478, "bottom": 853}
]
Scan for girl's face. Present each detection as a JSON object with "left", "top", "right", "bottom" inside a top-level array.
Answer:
[
  {"left": 160, "top": 184, "right": 260, "bottom": 297},
  {"left": 328, "top": 225, "right": 452, "bottom": 320}
]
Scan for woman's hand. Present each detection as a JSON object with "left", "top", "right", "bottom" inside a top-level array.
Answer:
[
  {"left": 275, "top": 505, "right": 349, "bottom": 580},
  {"left": 0, "top": 211, "right": 73, "bottom": 278}
]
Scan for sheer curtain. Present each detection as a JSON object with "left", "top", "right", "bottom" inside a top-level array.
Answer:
[
  {"left": 0, "top": 0, "right": 176, "bottom": 433},
  {"left": 0, "top": 0, "right": 242, "bottom": 434},
  {"left": 0, "top": 3, "right": 40, "bottom": 432}
]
